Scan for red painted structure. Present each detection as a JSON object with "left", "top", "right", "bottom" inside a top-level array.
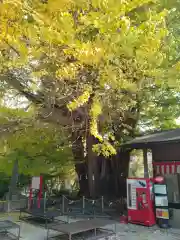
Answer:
[
  {"left": 127, "top": 178, "right": 156, "bottom": 226},
  {"left": 153, "top": 161, "right": 180, "bottom": 176},
  {"left": 124, "top": 129, "right": 180, "bottom": 228},
  {"left": 29, "top": 176, "right": 43, "bottom": 209}
]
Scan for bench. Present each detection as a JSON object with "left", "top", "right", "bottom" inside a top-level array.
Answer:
[
  {"left": 47, "top": 218, "right": 117, "bottom": 240},
  {"left": 20, "top": 208, "right": 64, "bottom": 228}
]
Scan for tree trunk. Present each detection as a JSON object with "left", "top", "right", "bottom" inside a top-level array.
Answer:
[
  {"left": 71, "top": 131, "right": 88, "bottom": 196},
  {"left": 109, "top": 149, "right": 130, "bottom": 198},
  {"left": 86, "top": 134, "right": 99, "bottom": 198},
  {"left": 117, "top": 149, "right": 131, "bottom": 197}
]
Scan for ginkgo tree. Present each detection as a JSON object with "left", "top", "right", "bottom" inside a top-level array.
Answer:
[
  {"left": 0, "top": 0, "right": 180, "bottom": 196},
  {"left": 0, "top": 0, "right": 175, "bottom": 137},
  {"left": 0, "top": 107, "right": 73, "bottom": 176},
  {"left": 0, "top": 105, "right": 76, "bottom": 196},
  {"left": 2, "top": 128, "right": 72, "bottom": 175}
]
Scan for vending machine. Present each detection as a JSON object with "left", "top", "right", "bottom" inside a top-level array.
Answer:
[{"left": 127, "top": 178, "right": 156, "bottom": 226}]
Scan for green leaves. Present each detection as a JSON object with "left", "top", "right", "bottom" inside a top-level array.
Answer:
[
  {"left": 0, "top": 105, "right": 73, "bottom": 176},
  {"left": 0, "top": 124, "right": 73, "bottom": 176},
  {"left": 0, "top": 0, "right": 180, "bottom": 158}
]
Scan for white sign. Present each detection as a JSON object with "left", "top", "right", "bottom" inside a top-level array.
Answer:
[
  {"left": 31, "top": 176, "right": 41, "bottom": 190},
  {"left": 154, "top": 184, "right": 167, "bottom": 195},
  {"left": 155, "top": 196, "right": 168, "bottom": 207}
]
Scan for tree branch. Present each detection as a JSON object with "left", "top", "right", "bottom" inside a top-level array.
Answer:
[
  {"left": 2, "top": 72, "right": 43, "bottom": 104},
  {"left": 1, "top": 72, "right": 87, "bottom": 127},
  {"left": 4, "top": 40, "right": 21, "bottom": 57}
]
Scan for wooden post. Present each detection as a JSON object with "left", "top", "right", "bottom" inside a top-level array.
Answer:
[{"left": 143, "top": 148, "right": 149, "bottom": 178}]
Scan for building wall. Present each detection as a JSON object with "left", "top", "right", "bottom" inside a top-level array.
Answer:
[{"left": 152, "top": 143, "right": 180, "bottom": 162}]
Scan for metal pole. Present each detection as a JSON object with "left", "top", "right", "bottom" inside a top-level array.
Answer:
[
  {"left": 7, "top": 200, "right": 11, "bottom": 213},
  {"left": 47, "top": 227, "right": 49, "bottom": 240},
  {"left": 62, "top": 195, "right": 65, "bottom": 214},
  {"left": 143, "top": 148, "right": 149, "bottom": 178},
  {"left": 82, "top": 196, "right": 85, "bottom": 214},
  {"left": 18, "top": 225, "right": 21, "bottom": 240},
  {"left": 44, "top": 192, "right": 47, "bottom": 212},
  {"left": 93, "top": 200, "right": 95, "bottom": 218},
  {"left": 101, "top": 196, "right": 104, "bottom": 213}
]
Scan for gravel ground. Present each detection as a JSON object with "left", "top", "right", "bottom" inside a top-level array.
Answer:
[{"left": 1, "top": 216, "right": 180, "bottom": 240}]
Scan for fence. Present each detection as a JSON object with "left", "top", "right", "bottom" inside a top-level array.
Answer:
[
  {"left": 0, "top": 198, "right": 28, "bottom": 213},
  {"left": 0, "top": 195, "right": 126, "bottom": 216},
  {"left": 61, "top": 195, "right": 126, "bottom": 216}
]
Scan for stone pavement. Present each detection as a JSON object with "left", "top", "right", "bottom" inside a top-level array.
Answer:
[
  {"left": 111, "top": 224, "right": 180, "bottom": 240},
  {"left": 3, "top": 216, "right": 180, "bottom": 240}
]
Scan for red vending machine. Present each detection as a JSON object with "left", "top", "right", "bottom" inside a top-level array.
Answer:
[{"left": 127, "top": 178, "right": 156, "bottom": 226}]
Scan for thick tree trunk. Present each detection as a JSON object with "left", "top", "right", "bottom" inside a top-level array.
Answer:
[
  {"left": 117, "top": 149, "right": 130, "bottom": 197},
  {"left": 71, "top": 131, "right": 88, "bottom": 196},
  {"left": 101, "top": 149, "right": 130, "bottom": 198},
  {"left": 86, "top": 134, "right": 100, "bottom": 198},
  {"left": 71, "top": 103, "right": 138, "bottom": 198},
  {"left": 110, "top": 108, "right": 139, "bottom": 197}
]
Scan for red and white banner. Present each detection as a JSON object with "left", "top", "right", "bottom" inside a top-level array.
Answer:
[
  {"left": 29, "top": 175, "right": 43, "bottom": 209},
  {"left": 153, "top": 162, "right": 180, "bottom": 175}
]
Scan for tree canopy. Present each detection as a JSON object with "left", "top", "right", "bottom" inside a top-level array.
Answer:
[
  {"left": 0, "top": 0, "right": 180, "bottom": 198},
  {"left": 0, "top": 106, "right": 73, "bottom": 177},
  {"left": 0, "top": 0, "right": 179, "bottom": 157}
]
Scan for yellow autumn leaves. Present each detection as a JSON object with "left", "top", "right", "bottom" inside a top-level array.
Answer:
[{"left": 0, "top": 0, "right": 175, "bottom": 156}]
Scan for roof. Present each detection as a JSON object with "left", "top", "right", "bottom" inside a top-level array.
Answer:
[{"left": 123, "top": 128, "right": 180, "bottom": 149}]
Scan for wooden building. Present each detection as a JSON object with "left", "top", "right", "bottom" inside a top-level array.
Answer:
[{"left": 124, "top": 128, "right": 180, "bottom": 228}]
